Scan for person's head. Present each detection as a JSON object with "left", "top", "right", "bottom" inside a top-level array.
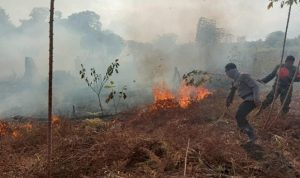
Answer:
[
  {"left": 225, "top": 63, "right": 238, "bottom": 79},
  {"left": 285, "top": 55, "right": 295, "bottom": 67}
]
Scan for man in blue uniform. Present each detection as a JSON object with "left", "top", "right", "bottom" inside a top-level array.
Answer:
[{"left": 225, "top": 63, "right": 261, "bottom": 143}]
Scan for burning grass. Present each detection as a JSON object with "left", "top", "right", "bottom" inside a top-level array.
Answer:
[
  {"left": 1, "top": 90, "right": 300, "bottom": 177},
  {"left": 152, "top": 81, "right": 212, "bottom": 110}
]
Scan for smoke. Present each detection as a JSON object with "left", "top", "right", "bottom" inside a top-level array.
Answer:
[
  {"left": 0, "top": 6, "right": 256, "bottom": 117},
  {"left": 0, "top": 7, "right": 125, "bottom": 117},
  {"left": 0, "top": 3, "right": 300, "bottom": 118}
]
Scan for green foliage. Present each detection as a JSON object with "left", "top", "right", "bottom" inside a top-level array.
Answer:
[
  {"left": 79, "top": 59, "right": 120, "bottom": 114},
  {"left": 182, "top": 70, "right": 212, "bottom": 87},
  {"left": 105, "top": 85, "right": 127, "bottom": 103},
  {"left": 105, "top": 85, "right": 127, "bottom": 114},
  {"left": 268, "top": 0, "right": 299, "bottom": 9},
  {"left": 182, "top": 70, "right": 231, "bottom": 89}
]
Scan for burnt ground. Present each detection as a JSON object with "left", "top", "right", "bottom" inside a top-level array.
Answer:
[{"left": 0, "top": 90, "right": 300, "bottom": 178}]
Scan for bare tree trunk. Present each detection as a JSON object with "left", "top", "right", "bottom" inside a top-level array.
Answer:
[
  {"left": 265, "top": 3, "right": 292, "bottom": 128},
  {"left": 97, "top": 93, "right": 103, "bottom": 115},
  {"left": 48, "top": 0, "right": 55, "bottom": 177}
]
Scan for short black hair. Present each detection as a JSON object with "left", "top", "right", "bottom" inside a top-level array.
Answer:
[
  {"left": 286, "top": 55, "right": 295, "bottom": 62},
  {"left": 225, "top": 63, "right": 237, "bottom": 72}
]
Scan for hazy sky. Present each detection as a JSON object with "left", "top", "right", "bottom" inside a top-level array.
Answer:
[{"left": 1, "top": 0, "right": 300, "bottom": 42}]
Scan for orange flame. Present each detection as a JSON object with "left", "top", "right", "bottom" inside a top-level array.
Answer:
[
  {"left": 196, "top": 87, "right": 212, "bottom": 101},
  {"left": 52, "top": 116, "right": 61, "bottom": 125},
  {"left": 151, "top": 82, "right": 178, "bottom": 109},
  {"left": 0, "top": 122, "right": 8, "bottom": 137},
  {"left": 152, "top": 81, "right": 212, "bottom": 109},
  {"left": 178, "top": 84, "right": 193, "bottom": 109},
  {"left": 152, "top": 82, "right": 175, "bottom": 102},
  {"left": 0, "top": 122, "right": 33, "bottom": 139},
  {"left": 12, "top": 130, "right": 20, "bottom": 139},
  {"left": 21, "top": 123, "right": 33, "bottom": 131}
]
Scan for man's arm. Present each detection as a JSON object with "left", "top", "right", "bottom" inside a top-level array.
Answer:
[
  {"left": 226, "top": 84, "right": 236, "bottom": 107},
  {"left": 259, "top": 65, "right": 279, "bottom": 84}
]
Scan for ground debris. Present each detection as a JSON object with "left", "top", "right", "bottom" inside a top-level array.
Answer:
[{"left": 1, "top": 91, "right": 300, "bottom": 177}]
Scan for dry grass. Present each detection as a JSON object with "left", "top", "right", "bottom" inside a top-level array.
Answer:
[{"left": 0, "top": 91, "right": 300, "bottom": 177}]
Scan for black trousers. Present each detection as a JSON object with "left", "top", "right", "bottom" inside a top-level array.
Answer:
[
  {"left": 236, "top": 100, "right": 256, "bottom": 139},
  {"left": 261, "top": 86, "right": 292, "bottom": 113}
]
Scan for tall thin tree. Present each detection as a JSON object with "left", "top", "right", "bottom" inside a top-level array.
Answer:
[
  {"left": 264, "top": 0, "right": 293, "bottom": 128},
  {"left": 48, "top": 0, "right": 55, "bottom": 177}
]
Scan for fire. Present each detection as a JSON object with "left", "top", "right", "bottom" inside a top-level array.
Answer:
[
  {"left": 0, "top": 121, "right": 8, "bottom": 137},
  {"left": 178, "top": 84, "right": 193, "bottom": 109},
  {"left": 152, "top": 82, "right": 175, "bottom": 102},
  {"left": 196, "top": 87, "right": 212, "bottom": 100},
  {"left": 152, "top": 81, "right": 212, "bottom": 109},
  {"left": 21, "top": 123, "right": 33, "bottom": 131},
  {"left": 52, "top": 116, "right": 61, "bottom": 125},
  {"left": 151, "top": 82, "right": 178, "bottom": 109},
  {"left": 0, "top": 121, "right": 33, "bottom": 139},
  {"left": 12, "top": 130, "right": 20, "bottom": 139}
]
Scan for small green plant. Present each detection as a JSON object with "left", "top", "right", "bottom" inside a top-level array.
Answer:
[
  {"left": 182, "top": 70, "right": 212, "bottom": 87},
  {"left": 182, "top": 70, "right": 231, "bottom": 89},
  {"left": 105, "top": 84, "right": 127, "bottom": 114},
  {"left": 79, "top": 59, "right": 120, "bottom": 114}
]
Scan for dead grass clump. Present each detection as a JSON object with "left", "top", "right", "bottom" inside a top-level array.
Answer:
[
  {"left": 29, "top": 129, "right": 136, "bottom": 177},
  {"left": 126, "top": 147, "right": 161, "bottom": 170},
  {"left": 126, "top": 140, "right": 169, "bottom": 168},
  {"left": 10, "top": 123, "right": 47, "bottom": 153},
  {"left": 261, "top": 152, "right": 300, "bottom": 178}
]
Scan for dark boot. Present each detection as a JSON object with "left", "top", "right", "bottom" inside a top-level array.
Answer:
[
  {"left": 243, "top": 127, "right": 257, "bottom": 143},
  {"left": 280, "top": 87, "right": 292, "bottom": 115}
]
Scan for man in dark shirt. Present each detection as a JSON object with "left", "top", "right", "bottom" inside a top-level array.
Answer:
[
  {"left": 225, "top": 63, "right": 261, "bottom": 143},
  {"left": 257, "top": 55, "right": 300, "bottom": 114}
]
